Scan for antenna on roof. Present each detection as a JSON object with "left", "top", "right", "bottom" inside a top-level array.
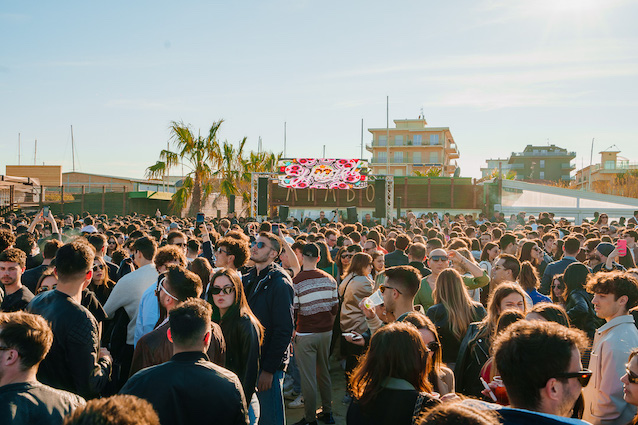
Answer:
[{"left": 419, "top": 107, "right": 424, "bottom": 120}]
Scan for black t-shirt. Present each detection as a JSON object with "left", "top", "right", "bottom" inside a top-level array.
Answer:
[{"left": 1, "top": 286, "right": 35, "bottom": 312}]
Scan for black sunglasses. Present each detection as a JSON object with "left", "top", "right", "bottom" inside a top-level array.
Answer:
[
  {"left": 426, "top": 341, "right": 440, "bottom": 352},
  {"left": 93, "top": 264, "right": 105, "bottom": 271},
  {"left": 555, "top": 369, "right": 592, "bottom": 387},
  {"left": 429, "top": 255, "right": 448, "bottom": 262},
  {"left": 626, "top": 365, "right": 638, "bottom": 384},
  {"left": 379, "top": 284, "right": 402, "bottom": 295},
  {"left": 210, "top": 286, "right": 235, "bottom": 295}
]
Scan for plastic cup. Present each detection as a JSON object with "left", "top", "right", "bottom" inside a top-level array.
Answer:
[{"left": 364, "top": 289, "right": 384, "bottom": 309}]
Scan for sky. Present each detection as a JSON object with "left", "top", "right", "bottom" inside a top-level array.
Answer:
[{"left": 2, "top": 0, "right": 637, "bottom": 180}]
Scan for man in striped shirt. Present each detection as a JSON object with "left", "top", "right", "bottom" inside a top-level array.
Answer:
[{"left": 292, "top": 243, "right": 339, "bottom": 425}]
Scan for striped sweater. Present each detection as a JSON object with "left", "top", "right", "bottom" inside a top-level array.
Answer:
[{"left": 293, "top": 269, "right": 339, "bottom": 333}]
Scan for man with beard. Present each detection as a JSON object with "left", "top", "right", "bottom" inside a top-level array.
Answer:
[{"left": 0, "top": 249, "right": 34, "bottom": 312}]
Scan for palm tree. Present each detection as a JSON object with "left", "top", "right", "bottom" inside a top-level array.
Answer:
[{"left": 147, "top": 120, "right": 223, "bottom": 216}]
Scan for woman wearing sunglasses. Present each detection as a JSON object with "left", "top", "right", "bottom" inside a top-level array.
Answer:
[
  {"left": 403, "top": 312, "right": 455, "bottom": 396},
  {"left": 88, "top": 256, "right": 115, "bottom": 307},
  {"left": 208, "top": 268, "right": 264, "bottom": 425},
  {"left": 622, "top": 348, "right": 638, "bottom": 423}
]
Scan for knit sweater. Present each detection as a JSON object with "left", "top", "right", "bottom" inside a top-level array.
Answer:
[{"left": 293, "top": 269, "right": 339, "bottom": 333}]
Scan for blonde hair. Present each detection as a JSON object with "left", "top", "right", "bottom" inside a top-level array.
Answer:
[{"left": 433, "top": 269, "right": 482, "bottom": 339}]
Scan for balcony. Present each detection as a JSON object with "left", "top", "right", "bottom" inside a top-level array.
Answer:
[
  {"left": 368, "top": 139, "right": 444, "bottom": 148},
  {"left": 561, "top": 163, "right": 576, "bottom": 170},
  {"left": 510, "top": 150, "right": 576, "bottom": 158},
  {"left": 445, "top": 141, "right": 460, "bottom": 159}
]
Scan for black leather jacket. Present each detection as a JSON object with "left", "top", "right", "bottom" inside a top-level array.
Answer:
[
  {"left": 0, "top": 381, "right": 85, "bottom": 425},
  {"left": 220, "top": 314, "right": 261, "bottom": 402},
  {"left": 565, "top": 288, "right": 600, "bottom": 339},
  {"left": 454, "top": 322, "right": 491, "bottom": 399},
  {"left": 27, "top": 290, "right": 111, "bottom": 399}
]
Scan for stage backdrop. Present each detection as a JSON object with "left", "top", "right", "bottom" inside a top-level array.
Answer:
[{"left": 277, "top": 158, "right": 370, "bottom": 189}]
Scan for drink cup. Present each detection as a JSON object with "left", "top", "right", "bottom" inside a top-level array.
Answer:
[{"left": 364, "top": 289, "right": 384, "bottom": 309}]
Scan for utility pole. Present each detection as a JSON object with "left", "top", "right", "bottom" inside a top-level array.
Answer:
[
  {"left": 360, "top": 118, "right": 364, "bottom": 159},
  {"left": 34, "top": 139, "right": 37, "bottom": 165},
  {"left": 588, "top": 138, "right": 594, "bottom": 192},
  {"left": 323, "top": 145, "right": 326, "bottom": 158},
  {"left": 71, "top": 125, "right": 76, "bottom": 172},
  {"left": 18, "top": 133, "right": 21, "bottom": 165},
  {"left": 284, "top": 122, "right": 287, "bottom": 157},
  {"left": 386, "top": 96, "right": 390, "bottom": 175}
]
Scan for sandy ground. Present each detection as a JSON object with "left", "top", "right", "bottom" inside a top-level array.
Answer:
[{"left": 284, "top": 356, "right": 349, "bottom": 425}]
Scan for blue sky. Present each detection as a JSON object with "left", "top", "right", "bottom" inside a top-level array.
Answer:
[{"left": 2, "top": 0, "right": 637, "bottom": 179}]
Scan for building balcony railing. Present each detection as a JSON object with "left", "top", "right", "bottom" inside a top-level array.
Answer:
[
  {"left": 510, "top": 150, "right": 576, "bottom": 158},
  {"left": 561, "top": 163, "right": 576, "bottom": 170},
  {"left": 369, "top": 140, "right": 443, "bottom": 148}
]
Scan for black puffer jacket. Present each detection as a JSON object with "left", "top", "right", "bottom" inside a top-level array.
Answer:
[{"left": 242, "top": 263, "right": 294, "bottom": 373}]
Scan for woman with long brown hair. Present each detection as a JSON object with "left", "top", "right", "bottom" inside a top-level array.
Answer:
[
  {"left": 517, "top": 261, "right": 552, "bottom": 306},
  {"left": 208, "top": 268, "right": 264, "bottom": 425},
  {"left": 518, "top": 241, "right": 543, "bottom": 270},
  {"left": 339, "top": 252, "right": 374, "bottom": 402},
  {"left": 347, "top": 322, "right": 440, "bottom": 425},
  {"left": 426, "top": 269, "right": 486, "bottom": 368},
  {"left": 454, "top": 283, "right": 528, "bottom": 398}
]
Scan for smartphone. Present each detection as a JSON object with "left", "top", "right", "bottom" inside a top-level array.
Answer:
[
  {"left": 618, "top": 239, "right": 627, "bottom": 257},
  {"left": 43, "top": 206, "right": 50, "bottom": 218},
  {"left": 480, "top": 377, "right": 498, "bottom": 402},
  {"left": 272, "top": 223, "right": 280, "bottom": 234},
  {"left": 196, "top": 213, "right": 205, "bottom": 225}
]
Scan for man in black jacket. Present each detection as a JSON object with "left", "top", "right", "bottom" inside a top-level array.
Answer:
[
  {"left": 384, "top": 234, "right": 410, "bottom": 267},
  {"left": 27, "top": 241, "right": 112, "bottom": 399},
  {"left": 121, "top": 298, "right": 248, "bottom": 425},
  {"left": 0, "top": 311, "right": 85, "bottom": 424},
  {"left": 243, "top": 232, "right": 294, "bottom": 425}
]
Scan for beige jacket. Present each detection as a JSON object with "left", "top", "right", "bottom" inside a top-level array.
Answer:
[{"left": 338, "top": 273, "right": 374, "bottom": 334}]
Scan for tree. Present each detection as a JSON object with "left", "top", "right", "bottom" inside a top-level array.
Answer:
[{"left": 146, "top": 120, "right": 223, "bottom": 216}]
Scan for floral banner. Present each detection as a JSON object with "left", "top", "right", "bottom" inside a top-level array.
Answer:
[{"left": 277, "top": 158, "right": 370, "bottom": 189}]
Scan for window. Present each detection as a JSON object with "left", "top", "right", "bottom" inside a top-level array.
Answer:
[
  {"left": 394, "top": 169, "right": 403, "bottom": 176},
  {"left": 540, "top": 160, "right": 545, "bottom": 169},
  {"left": 413, "top": 135, "right": 422, "bottom": 146},
  {"left": 394, "top": 151, "right": 404, "bottom": 163},
  {"left": 540, "top": 172, "right": 545, "bottom": 179},
  {"left": 413, "top": 152, "right": 422, "bottom": 163},
  {"left": 430, "top": 134, "right": 439, "bottom": 145},
  {"left": 394, "top": 135, "right": 403, "bottom": 146},
  {"left": 377, "top": 152, "right": 387, "bottom": 163},
  {"left": 430, "top": 151, "right": 439, "bottom": 163},
  {"left": 378, "top": 136, "right": 387, "bottom": 147},
  {"left": 605, "top": 160, "right": 615, "bottom": 170}
]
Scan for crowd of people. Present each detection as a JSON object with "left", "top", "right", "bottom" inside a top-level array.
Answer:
[{"left": 1, "top": 207, "right": 638, "bottom": 425}]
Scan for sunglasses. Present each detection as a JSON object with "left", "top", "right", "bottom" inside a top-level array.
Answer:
[
  {"left": 552, "top": 284, "right": 563, "bottom": 289},
  {"left": 341, "top": 254, "right": 353, "bottom": 259},
  {"left": 216, "top": 248, "right": 229, "bottom": 255},
  {"left": 158, "top": 280, "right": 178, "bottom": 301},
  {"left": 210, "top": 286, "right": 235, "bottom": 295},
  {"left": 426, "top": 341, "right": 440, "bottom": 352},
  {"left": 251, "top": 241, "right": 269, "bottom": 250},
  {"left": 555, "top": 369, "right": 592, "bottom": 387},
  {"left": 93, "top": 264, "right": 105, "bottom": 271},
  {"left": 379, "top": 284, "right": 402, "bottom": 295},
  {"left": 429, "top": 256, "right": 448, "bottom": 262},
  {"left": 37, "top": 285, "right": 56, "bottom": 294},
  {"left": 626, "top": 365, "right": 638, "bottom": 384}
]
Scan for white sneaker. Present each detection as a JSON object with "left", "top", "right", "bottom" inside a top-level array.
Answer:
[
  {"left": 284, "top": 389, "right": 300, "bottom": 400},
  {"left": 288, "top": 394, "right": 304, "bottom": 409}
]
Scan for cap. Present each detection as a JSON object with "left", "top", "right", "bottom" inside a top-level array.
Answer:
[
  {"left": 302, "top": 243, "right": 320, "bottom": 258},
  {"left": 596, "top": 242, "right": 615, "bottom": 257},
  {"left": 169, "top": 222, "right": 180, "bottom": 229},
  {"left": 80, "top": 225, "right": 98, "bottom": 234}
]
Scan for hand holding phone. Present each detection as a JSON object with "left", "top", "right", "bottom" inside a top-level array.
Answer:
[{"left": 618, "top": 239, "right": 627, "bottom": 257}]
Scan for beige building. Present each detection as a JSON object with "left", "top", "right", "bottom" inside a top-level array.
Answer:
[
  {"left": 574, "top": 148, "right": 638, "bottom": 190},
  {"left": 366, "top": 118, "right": 459, "bottom": 176}
]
